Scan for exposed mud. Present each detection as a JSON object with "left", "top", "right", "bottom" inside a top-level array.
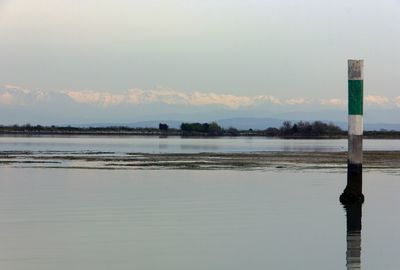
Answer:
[{"left": 0, "top": 151, "right": 399, "bottom": 171}]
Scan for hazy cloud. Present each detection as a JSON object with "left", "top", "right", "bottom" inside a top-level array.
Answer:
[
  {"left": 395, "top": 96, "right": 400, "bottom": 107},
  {"left": 0, "top": 85, "right": 51, "bottom": 105},
  {"left": 188, "top": 92, "right": 253, "bottom": 108},
  {"left": 320, "top": 96, "right": 399, "bottom": 108},
  {"left": 67, "top": 88, "right": 257, "bottom": 108},
  {"left": 2, "top": 85, "right": 398, "bottom": 110},
  {"left": 365, "top": 95, "right": 390, "bottom": 106},
  {"left": 320, "top": 98, "right": 347, "bottom": 107},
  {"left": 142, "top": 89, "right": 190, "bottom": 105},
  {"left": 66, "top": 91, "right": 126, "bottom": 107},
  {"left": 0, "top": 91, "right": 13, "bottom": 104},
  {"left": 66, "top": 88, "right": 310, "bottom": 108},
  {"left": 254, "top": 95, "right": 282, "bottom": 105},
  {"left": 4, "top": 84, "right": 31, "bottom": 94},
  {"left": 285, "top": 98, "right": 310, "bottom": 105}
]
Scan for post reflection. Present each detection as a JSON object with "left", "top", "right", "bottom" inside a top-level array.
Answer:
[{"left": 344, "top": 203, "right": 362, "bottom": 270}]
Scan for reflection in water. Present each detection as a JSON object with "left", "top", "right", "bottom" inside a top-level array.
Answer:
[
  {"left": 345, "top": 203, "right": 362, "bottom": 270},
  {"left": 1, "top": 136, "right": 400, "bottom": 153}
]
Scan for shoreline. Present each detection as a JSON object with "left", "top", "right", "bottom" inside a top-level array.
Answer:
[{"left": 1, "top": 133, "right": 400, "bottom": 139}]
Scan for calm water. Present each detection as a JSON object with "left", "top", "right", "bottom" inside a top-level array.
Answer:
[
  {"left": 1, "top": 136, "right": 400, "bottom": 153},
  {"left": 1, "top": 136, "right": 399, "bottom": 269},
  {"left": 0, "top": 169, "right": 399, "bottom": 269}
]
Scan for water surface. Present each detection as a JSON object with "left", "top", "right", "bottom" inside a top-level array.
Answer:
[
  {"left": 1, "top": 136, "right": 400, "bottom": 153},
  {"left": 0, "top": 168, "right": 399, "bottom": 269}
]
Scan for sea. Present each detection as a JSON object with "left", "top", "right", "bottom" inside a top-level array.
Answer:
[{"left": 0, "top": 135, "right": 399, "bottom": 269}]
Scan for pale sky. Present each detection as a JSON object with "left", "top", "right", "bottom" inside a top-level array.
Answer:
[{"left": 0, "top": 0, "right": 399, "bottom": 123}]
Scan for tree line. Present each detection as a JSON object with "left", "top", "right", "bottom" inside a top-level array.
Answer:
[
  {"left": 266, "top": 120, "right": 344, "bottom": 137},
  {"left": 1, "top": 121, "right": 399, "bottom": 138},
  {"left": 180, "top": 122, "right": 223, "bottom": 136},
  {"left": 178, "top": 120, "right": 344, "bottom": 137}
]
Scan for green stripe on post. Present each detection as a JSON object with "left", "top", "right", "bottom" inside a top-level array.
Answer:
[{"left": 348, "top": 80, "right": 363, "bottom": 115}]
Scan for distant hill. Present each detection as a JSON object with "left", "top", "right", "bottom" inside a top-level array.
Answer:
[{"left": 363, "top": 123, "right": 400, "bottom": 131}]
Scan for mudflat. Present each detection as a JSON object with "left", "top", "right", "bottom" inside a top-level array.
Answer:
[{"left": 1, "top": 151, "right": 399, "bottom": 170}]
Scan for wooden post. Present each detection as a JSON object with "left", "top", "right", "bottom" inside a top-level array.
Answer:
[{"left": 340, "top": 60, "right": 365, "bottom": 204}]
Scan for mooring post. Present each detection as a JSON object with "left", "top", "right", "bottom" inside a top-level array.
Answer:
[{"left": 340, "top": 59, "right": 365, "bottom": 204}]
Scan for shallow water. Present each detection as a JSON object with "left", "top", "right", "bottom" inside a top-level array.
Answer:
[
  {"left": 0, "top": 168, "right": 399, "bottom": 269},
  {"left": 1, "top": 136, "right": 400, "bottom": 153}
]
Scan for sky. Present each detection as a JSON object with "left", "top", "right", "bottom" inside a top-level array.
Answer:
[{"left": 0, "top": 0, "right": 400, "bottom": 124}]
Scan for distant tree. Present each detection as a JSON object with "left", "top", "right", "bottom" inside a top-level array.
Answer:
[
  {"left": 278, "top": 120, "right": 342, "bottom": 137},
  {"left": 326, "top": 122, "right": 343, "bottom": 135},
  {"left": 280, "top": 121, "right": 293, "bottom": 136},
  {"left": 311, "top": 121, "right": 325, "bottom": 136},
  {"left": 264, "top": 127, "right": 279, "bottom": 136},
  {"left": 202, "top": 123, "right": 210, "bottom": 133},
  {"left": 226, "top": 127, "right": 239, "bottom": 136},
  {"left": 159, "top": 123, "right": 169, "bottom": 131},
  {"left": 180, "top": 123, "right": 189, "bottom": 131},
  {"left": 180, "top": 121, "right": 222, "bottom": 136},
  {"left": 208, "top": 122, "right": 222, "bottom": 135},
  {"left": 292, "top": 124, "right": 298, "bottom": 133}
]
